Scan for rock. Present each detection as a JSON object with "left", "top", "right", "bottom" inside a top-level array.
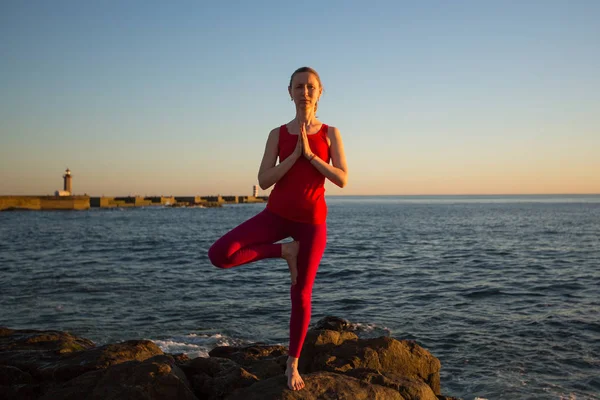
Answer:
[
  {"left": 0, "top": 365, "right": 38, "bottom": 400},
  {"left": 40, "top": 354, "right": 197, "bottom": 400},
  {"left": 0, "top": 327, "right": 95, "bottom": 360},
  {"left": 308, "top": 336, "right": 441, "bottom": 395},
  {"left": 208, "top": 344, "right": 287, "bottom": 379},
  {"left": 0, "top": 317, "right": 455, "bottom": 400},
  {"left": 0, "top": 327, "right": 95, "bottom": 384},
  {"left": 313, "top": 316, "right": 352, "bottom": 332},
  {"left": 44, "top": 340, "right": 164, "bottom": 382},
  {"left": 225, "top": 371, "right": 404, "bottom": 400},
  {"left": 298, "top": 327, "right": 359, "bottom": 372},
  {"left": 185, "top": 356, "right": 240, "bottom": 376},
  {"left": 209, "top": 344, "right": 288, "bottom": 364},
  {"left": 0, "top": 365, "right": 34, "bottom": 385},
  {"left": 181, "top": 357, "right": 259, "bottom": 400},
  {"left": 0, "top": 384, "right": 39, "bottom": 400},
  {"left": 188, "top": 358, "right": 259, "bottom": 400},
  {"left": 345, "top": 368, "right": 438, "bottom": 400},
  {"left": 298, "top": 316, "right": 442, "bottom": 396},
  {"left": 0, "top": 328, "right": 163, "bottom": 382},
  {"left": 171, "top": 353, "right": 191, "bottom": 366}
]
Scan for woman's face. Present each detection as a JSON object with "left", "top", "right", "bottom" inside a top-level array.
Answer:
[{"left": 289, "top": 72, "right": 322, "bottom": 110}]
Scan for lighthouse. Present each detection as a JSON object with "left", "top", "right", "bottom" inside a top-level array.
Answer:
[
  {"left": 55, "top": 168, "right": 72, "bottom": 196},
  {"left": 63, "top": 169, "right": 72, "bottom": 194}
]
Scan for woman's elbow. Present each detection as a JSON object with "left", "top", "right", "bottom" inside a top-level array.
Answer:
[
  {"left": 257, "top": 174, "right": 266, "bottom": 190},
  {"left": 258, "top": 176, "right": 271, "bottom": 190},
  {"left": 336, "top": 174, "right": 348, "bottom": 188}
]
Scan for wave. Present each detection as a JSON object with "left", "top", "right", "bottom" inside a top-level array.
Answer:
[
  {"left": 150, "top": 333, "right": 249, "bottom": 358},
  {"left": 348, "top": 321, "right": 392, "bottom": 339}
]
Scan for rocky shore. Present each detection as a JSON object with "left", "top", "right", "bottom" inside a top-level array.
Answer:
[{"left": 0, "top": 316, "right": 460, "bottom": 400}]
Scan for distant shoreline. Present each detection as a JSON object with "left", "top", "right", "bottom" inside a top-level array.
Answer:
[
  {"left": 2, "top": 193, "right": 598, "bottom": 197},
  {"left": 326, "top": 193, "right": 600, "bottom": 197},
  {"left": 0, "top": 195, "right": 267, "bottom": 211}
]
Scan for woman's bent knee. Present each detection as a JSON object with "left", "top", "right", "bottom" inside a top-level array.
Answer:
[{"left": 208, "top": 243, "right": 228, "bottom": 268}]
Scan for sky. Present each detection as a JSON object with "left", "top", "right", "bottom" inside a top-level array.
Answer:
[{"left": 1, "top": 1, "right": 599, "bottom": 196}]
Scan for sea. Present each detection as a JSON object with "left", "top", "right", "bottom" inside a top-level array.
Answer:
[{"left": 1, "top": 195, "right": 599, "bottom": 400}]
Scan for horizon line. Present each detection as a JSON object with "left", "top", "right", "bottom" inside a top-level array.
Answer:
[{"left": 1, "top": 193, "right": 599, "bottom": 197}]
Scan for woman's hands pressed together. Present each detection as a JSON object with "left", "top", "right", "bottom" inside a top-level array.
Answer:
[
  {"left": 293, "top": 122, "right": 315, "bottom": 162},
  {"left": 292, "top": 127, "right": 303, "bottom": 160},
  {"left": 300, "top": 122, "right": 315, "bottom": 161}
]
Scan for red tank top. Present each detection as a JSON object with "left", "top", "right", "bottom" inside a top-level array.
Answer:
[{"left": 267, "top": 124, "right": 331, "bottom": 224}]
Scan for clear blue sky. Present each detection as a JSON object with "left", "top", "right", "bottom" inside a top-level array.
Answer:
[{"left": 1, "top": 1, "right": 598, "bottom": 196}]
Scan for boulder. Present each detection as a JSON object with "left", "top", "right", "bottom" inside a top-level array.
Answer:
[
  {"left": 313, "top": 316, "right": 352, "bottom": 331},
  {"left": 0, "top": 365, "right": 38, "bottom": 400},
  {"left": 0, "top": 364, "right": 34, "bottom": 385},
  {"left": 345, "top": 368, "right": 438, "bottom": 400},
  {"left": 181, "top": 356, "right": 259, "bottom": 400},
  {"left": 309, "top": 336, "right": 441, "bottom": 394},
  {"left": 298, "top": 327, "right": 359, "bottom": 372},
  {"left": 39, "top": 354, "right": 197, "bottom": 400},
  {"left": 0, "top": 317, "right": 454, "bottom": 400},
  {"left": 44, "top": 340, "right": 164, "bottom": 382},
  {"left": 300, "top": 317, "right": 441, "bottom": 395},
  {"left": 225, "top": 371, "right": 404, "bottom": 400},
  {"left": 0, "top": 327, "right": 163, "bottom": 382},
  {"left": 208, "top": 344, "right": 287, "bottom": 379}
]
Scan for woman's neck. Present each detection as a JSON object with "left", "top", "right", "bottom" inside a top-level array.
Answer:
[{"left": 295, "top": 110, "right": 315, "bottom": 127}]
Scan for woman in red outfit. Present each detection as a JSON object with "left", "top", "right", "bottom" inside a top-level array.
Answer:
[{"left": 208, "top": 66, "right": 348, "bottom": 391}]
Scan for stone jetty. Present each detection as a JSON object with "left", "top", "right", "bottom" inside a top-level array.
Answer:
[{"left": 0, "top": 195, "right": 268, "bottom": 211}]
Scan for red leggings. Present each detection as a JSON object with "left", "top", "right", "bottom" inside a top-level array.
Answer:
[{"left": 208, "top": 208, "right": 327, "bottom": 358}]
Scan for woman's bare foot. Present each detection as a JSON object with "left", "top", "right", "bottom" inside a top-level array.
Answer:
[
  {"left": 281, "top": 241, "right": 299, "bottom": 285},
  {"left": 285, "top": 357, "right": 305, "bottom": 391}
]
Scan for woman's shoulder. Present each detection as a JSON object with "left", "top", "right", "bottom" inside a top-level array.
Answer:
[
  {"left": 325, "top": 124, "right": 341, "bottom": 139},
  {"left": 267, "top": 125, "right": 285, "bottom": 138}
]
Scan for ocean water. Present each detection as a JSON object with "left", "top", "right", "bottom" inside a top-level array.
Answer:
[{"left": 1, "top": 195, "right": 599, "bottom": 400}]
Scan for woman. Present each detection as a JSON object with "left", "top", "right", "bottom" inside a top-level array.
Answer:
[{"left": 208, "top": 66, "right": 348, "bottom": 391}]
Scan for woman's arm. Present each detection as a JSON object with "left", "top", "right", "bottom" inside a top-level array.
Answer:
[
  {"left": 304, "top": 126, "right": 348, "bottom": 188},
  {"left": 257, "top": 128, "right": 302, "bottom": 190}
]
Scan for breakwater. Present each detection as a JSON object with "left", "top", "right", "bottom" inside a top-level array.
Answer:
[
  {"left": 0, "top": 196, "right": 91, "bottom": 211},
  {"left": 0, "top": 195, "right": 268, "bottom": 211}
]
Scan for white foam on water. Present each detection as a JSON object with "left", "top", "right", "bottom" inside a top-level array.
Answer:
[
  {"left": 151, "top": 333, "right": 249, "bottom": 359},
  {"left": 349, "top": 322, "right": 392, "bottom": 337}
]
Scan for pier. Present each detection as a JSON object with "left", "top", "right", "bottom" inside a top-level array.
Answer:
[
  {"left": 0, "top": 195, "right": 267, "bottom": 211},
  {"left": 1, "top": 169, "right": 267, "bottom": 211}
]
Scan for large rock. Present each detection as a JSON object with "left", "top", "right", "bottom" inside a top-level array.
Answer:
[
  {"left": 39, "top": 354, "right": 197, "bottom": 400},
  {"left": 298, "top": 326, "right": 359, "bottom": 372},
  {"left": 312, "top": 336, "right": 441, "bottom": 394},
  {"left": 300, "top": 317, "right": 441, "bottom": 395},
  {"left": 0, "top": 364, "right": 34, "bottom": 385},
  {"left": 0, "top": 328, "right": 95, "bottom": 354},
  {"left": 225, "top": 371, "right": 404, "bottom": 400},
  {"left": 0, "top": 365, "right": 38, "bottom": 400},
  {"left": 345, "top": 368, "right": 438, "bottom": 400},
  {"left": 180, "top": 356, "right": 259, "bottom": 400},
  {"left": 0, "top": 327, "right": 96, "bottom": 376},
  {"left": 208, "top": 344, "right": 287, "bottom": 379},
  {"left": 176, "top": 344, "right": 289, "bottom": 399},
  {"left": 44, "top": 340, "right": 164, "bottom": 381},
  {"left": 0, "top": 327, "right": 163, "bottom": 382},
  {"left": 0, "top": 317, "right": 454, "bottom": 400}
]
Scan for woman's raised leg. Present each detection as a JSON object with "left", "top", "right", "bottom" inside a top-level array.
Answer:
[{"left": 208, "top": 209, "right": 288, "bottom": 269}]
